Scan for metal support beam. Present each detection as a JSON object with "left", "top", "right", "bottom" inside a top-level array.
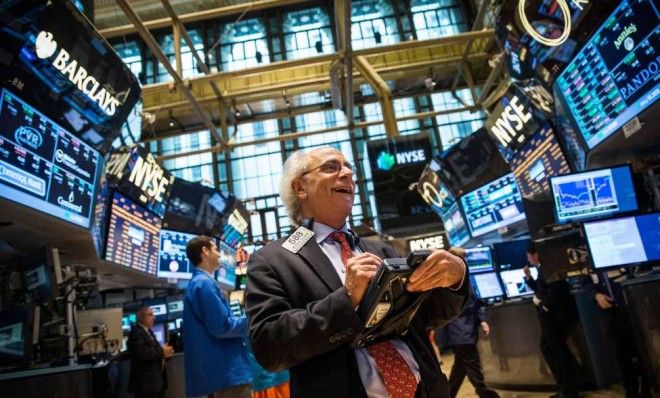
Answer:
[
  {"left": 334, "top": 0, "right": 353, "bottom": 126},
  {"left": 99, "top": 0, "right": 306, "bottom": 39},
  {"left": 355, "top": 55, "right": 398, "bottom": 138},
  {"left": 172, "top": 22, "right": 182, "bottom": 78},
  {"left": 160, "top": 0, "right": 236, "bottom": 130},
  {"left": 451, "top": 0, "right": 491, "bottom": 99},
  {"left": 114, "top": 0, "right": 228, "bottom": 150}
]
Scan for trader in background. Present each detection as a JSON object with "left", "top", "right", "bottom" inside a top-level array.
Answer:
[
  {"left": 127, "top": 306, "right": 174, "bottom": 398},
  {"left": 246, "top": 146, "right": 469, "bottom": 398},
  {"left": 184, "top": 236, "right": 252, "bottom": 398},
  {"left": 442, "top": 247, "right": 500, "bottom": 398},
  {"left": 524, "top": 244, "right": 580, "bottom": 398}
]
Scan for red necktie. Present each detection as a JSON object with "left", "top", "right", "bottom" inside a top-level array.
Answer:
[{"left": 329, "top": 231, "right": 418, "bottom": 398}]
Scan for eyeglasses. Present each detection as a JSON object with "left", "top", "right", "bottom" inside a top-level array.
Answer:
[{"left": 301, "top": 159, "right": 355, "bottom": 177}]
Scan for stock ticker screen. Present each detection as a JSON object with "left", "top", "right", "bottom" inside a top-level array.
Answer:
[
  {"left": 460, "top": 173, "right": 526, "bottom": 237},
  {"left": 105, "top": 192, "right": 161, "bottom": 275},
  {"left": 554, "top": 0, "right": 660, "bottom": 149},
  {"left": 0, "top": 88, "right": 100, "bottom": 228},
  {"left": 508, "top": 123, "right": 571, "bottom": 199},
  {"left": 440, "top": 201, "right": 470, "bottom": 247}
]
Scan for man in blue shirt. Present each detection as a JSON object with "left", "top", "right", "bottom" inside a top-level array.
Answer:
[{"left": 184, "top": 236, "right": 252, "bottom": 397}]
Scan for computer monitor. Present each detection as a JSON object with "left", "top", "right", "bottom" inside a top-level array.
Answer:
[
  {"left": 550, "top": 164, "right": 638, "bottom": 224},
  {"left": 469, "top": 272, "right": 504, "bottom": 300},
  {"left": 499, "top": 267, "right": 538, "bottom": 299},
  {"left": 553, "top": 0, "right": 660, "bottom": 150},
  {"left": 583, "top": 212, "right": 660, "bottom": 270},
  {"left": 0, "top": 88, "right": 101, "bottom": 228},
  {"left": 506, "top": 123, "right": 572, "bottom": 200},
  {"left": 157, "top": 229, "right": 197, "bottom": 280},
  {"left": 460, "top": 173, "right": 526, "bottom": 237},
  {"left": 104, "top": 191, "right": 161, "bottom": 275},
  {"left": 152, "top": 323, "right": 166, "bottom": 345},
  {"left": 76, "top": 308, "right": 123, "bottom": 355},
  {"left": 229, "top": 300, "right": 244, "bottom": 318},
  {"left": 0, "top": 305, "right": 36, "bottom": 368},
  {"left": 536, "top": 228, "right": 590, "bottom": 283},
  {"left": 143, "top": 299, "right": 168, "bottom": 323},
  {"left": 440, "top": 202, "right": 470, "bottom": 247},
  {"left": 121, "top": 313, "right": 136, "bottom": 333},
  {"left": 166, "top": 298, "right": 184, "bottom": 321},
  {"left": 21, "top": 247, "right": 62, "bottom": 304},
  {"left": 493, "top": 238, "right": 532, "bottom": 271},
  {"left": 464, "top": 247, "right": 494, "bottom": 274},
  {"left": 215, "top": 241, "right": 237, "bottom": 288}
]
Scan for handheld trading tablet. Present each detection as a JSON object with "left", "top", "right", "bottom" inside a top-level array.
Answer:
[{"left": 352, "top": 250, "right": 432, "bottom": 348}]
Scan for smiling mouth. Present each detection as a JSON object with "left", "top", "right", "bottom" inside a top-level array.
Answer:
[{"left": 332, "top": 187, "right": 353, "bottom": 194}]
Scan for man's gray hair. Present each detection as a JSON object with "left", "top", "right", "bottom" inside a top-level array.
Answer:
[{"left": 279, "top": 148, "right": 322, "bottom": 225}]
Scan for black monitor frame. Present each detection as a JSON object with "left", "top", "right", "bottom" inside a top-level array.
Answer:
[
  {"left": 0, "top": 305, "right": 36, "bottom": 369},
  {"left": 20, "top": 246, "right": 63, "bottom": 304},
  {"left": 549, "top": 163, "right": 639, "bottom": 224}
]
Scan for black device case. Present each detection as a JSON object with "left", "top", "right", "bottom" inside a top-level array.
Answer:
[{"left": 352, "top": 250, "right": 432, "bottom": 348}]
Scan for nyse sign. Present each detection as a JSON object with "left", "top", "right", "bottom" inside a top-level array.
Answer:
[
  {"left": 408, "top": 234, "right": 448, "bottom": 251},
  {"left": 488, "top": 95, "right": 533, "bottom": 148}
]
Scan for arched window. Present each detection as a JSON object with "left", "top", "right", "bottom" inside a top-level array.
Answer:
[
  {"left": 283, "top": 7, "right": 334, "bottom": 60},
  {"left": 220, "top": 18, "right": 269, "bottom": 71}
]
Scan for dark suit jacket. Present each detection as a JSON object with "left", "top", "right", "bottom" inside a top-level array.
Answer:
[
  {"left": 127, "top": 325, "right": 168, "bottom": 394},
  {"left": 246, "top": 234, "right": 469, "bottom": 398},
  {"left": 441, "top": 291, "right": 484, "bottom": 347}
]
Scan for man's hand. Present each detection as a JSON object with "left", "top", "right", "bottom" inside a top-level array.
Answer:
[
  {"left": 594, "top": 292, "right": 614, "bottom": 310},
  {"left": 344, "top": 253, "right": 382, "bottom": 307},
  {"left": 406, "top": 250, "right": 465, "bottom": 292},
  {"left": 163, "top": 344, "right": 174, "bottom": 358},
  {"left": 481, "top": 321, "right": 490, "bottom": 336},
  {"left": 523, "top": 265, "right": 532, "bottom": 278}
]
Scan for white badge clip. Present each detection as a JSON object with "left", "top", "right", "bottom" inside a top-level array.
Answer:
[{"left": 282, "top": 226, "right": 315, "bottom": 254}]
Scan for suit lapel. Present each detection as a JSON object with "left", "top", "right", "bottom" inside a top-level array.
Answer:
[{"left": 296, "top": 238, "right": 343, "bottom": 291}]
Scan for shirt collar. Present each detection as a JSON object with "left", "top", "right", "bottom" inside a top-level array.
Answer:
[
  {"left": 193, "top": 266, "right": 216, "bottom": 280},
  {"left": 312, "top": 221, "right": 350, "bottom": 245}
]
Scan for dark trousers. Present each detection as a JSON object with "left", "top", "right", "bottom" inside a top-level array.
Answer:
[
  {"left": 539, "top": 313, "right": 580, "bottom": 396},
  {"left": 449, "top": 344, "right": 500, "bottom": 398}
]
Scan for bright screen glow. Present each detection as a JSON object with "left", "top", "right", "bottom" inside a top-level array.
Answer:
[
  {"left": 470, "top": 272, "right": 504, "bottom": 300},
  {"left": 105, "top": 192, "right": 161, "bottom": 275},
  {"left": 554, "top": 0, "right": 660, "bottom": 149},
  {"left": 440, "top": 202, "right": 470, "bottom": 247},
  {"left": 465, "top": 247, "right": 494, "bottom": 274},
  {"left": 460, "top": 173, "right": 526, "bottom": 237},
  {"left": 0, "top": 88, "right": 100, "bottom": 228},
  {"left": 499, "top": 267, "right": 537, "bottom": 298},
  {"left": 584, "top": 212, "right": 660, "bottom": 269},
  {"left": 158, "top": 229, "right": 197, "bottom": 280},
  {"left": 550, "top": 165, "right": 638, "bottom": 223}
]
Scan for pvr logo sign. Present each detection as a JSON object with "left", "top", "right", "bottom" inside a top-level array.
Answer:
[{"left": 409, "top": 235, "right": 446, "bottom": 251}]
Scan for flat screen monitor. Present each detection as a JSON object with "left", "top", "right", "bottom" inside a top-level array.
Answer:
[
  {"left": 506, "top": 123, "right": 572, "bottom": 200},
  {"left": 440, "top": 202, "right": 470, "bottom": 247},
  {"left": 499, "top": 267, "right": 538, "bottom": 299},
  {"left": 21, "top": 247, "right": 62, "bottom": 304},
  {"left": 460, "top": 173, "right": 526, "bottom": 237},
  {"left": 229, "top": 300, "right": 244, "bottom": 318},
  {"left": 157, "top": 229, "right": 197, "bottom": 280},
  {"left": 166, "top": 299, "right": 184, "bottom": 321},
  {"left": 464, "top": 247, "right": 494, "bottom": 274},
  {"left": 470, "top": 272, "right": 504, "bottom": 300},
  {"left": 584, "top": 212, "right": 660, "bottom": 270},
  {"left": 104, "top": 192, "right": 161, "bottom": 275},
  {"left": 144, "top": 299, "right": 167, "bottom": 323},
  {"left": 152, "top": 323, "right": 166, "bottom": 345},
  {"left": 122, "top": 313, "right": 136, "bottom": 333},
  {"left": 0, "top": 306, "right": 35, "bottom": 368},
  {"left": 0, "top": 88, "right": 101, "bottom": 228},
  {"left": 219, "top": 205, "right": 250, "bottom": 249},
  {"left": 493, "top": 238, "right": 532, "bottom": 271},
  {"left": 215, "top": 241, "right": 237, "bottom": 288},
  {"left": 550, "top": 164, "right": 638, "bottom": 224},
  {"left": 536, "top": 229, "right": 590, "bottom": 283},
  {"left": 553, "top": 0, "right": 660, "bottom": 150}
]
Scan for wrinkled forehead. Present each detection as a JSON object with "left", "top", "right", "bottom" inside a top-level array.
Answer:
[{"left": 307, "top": 147, "right": 344, "bottom": 164}]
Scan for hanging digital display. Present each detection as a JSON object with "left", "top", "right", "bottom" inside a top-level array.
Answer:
[
  {"left": 459, "top": 173, "right": 526, "bottom": 237},
  {"left": 219, "top": 204, "right": 249, "bottom": 249},
  {"left": 440, "top": 201, "right": 470, "bottom": 247},
  {"left": 157, "top": 229, "right": 197, "bottom": 280},
  {"left": 506, "top": 123, "right": 571, "bottom": 200},
  {"left": 0, "top": 88, "right": 100, "bottom": 228},
  {"left": 554, "top": 0, "right": 660, "bottom": 149},
  {"left": 105, "top": 192, "right": 161, "bottom": 275}
]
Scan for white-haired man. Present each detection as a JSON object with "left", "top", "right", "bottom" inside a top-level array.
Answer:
[{"left": 246, "top": 146, "right": 469, "bottom": 398}]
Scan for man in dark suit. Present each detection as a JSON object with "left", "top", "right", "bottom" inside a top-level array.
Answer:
[
  {"left": 246, "top": 146, "right": 469, "bottom": 398},
  {"left": 524, "top": 245, "right": 580, "bottom": 398},
  {"left": 127, "top": 306, "right": 174, "bottom": 398}
]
